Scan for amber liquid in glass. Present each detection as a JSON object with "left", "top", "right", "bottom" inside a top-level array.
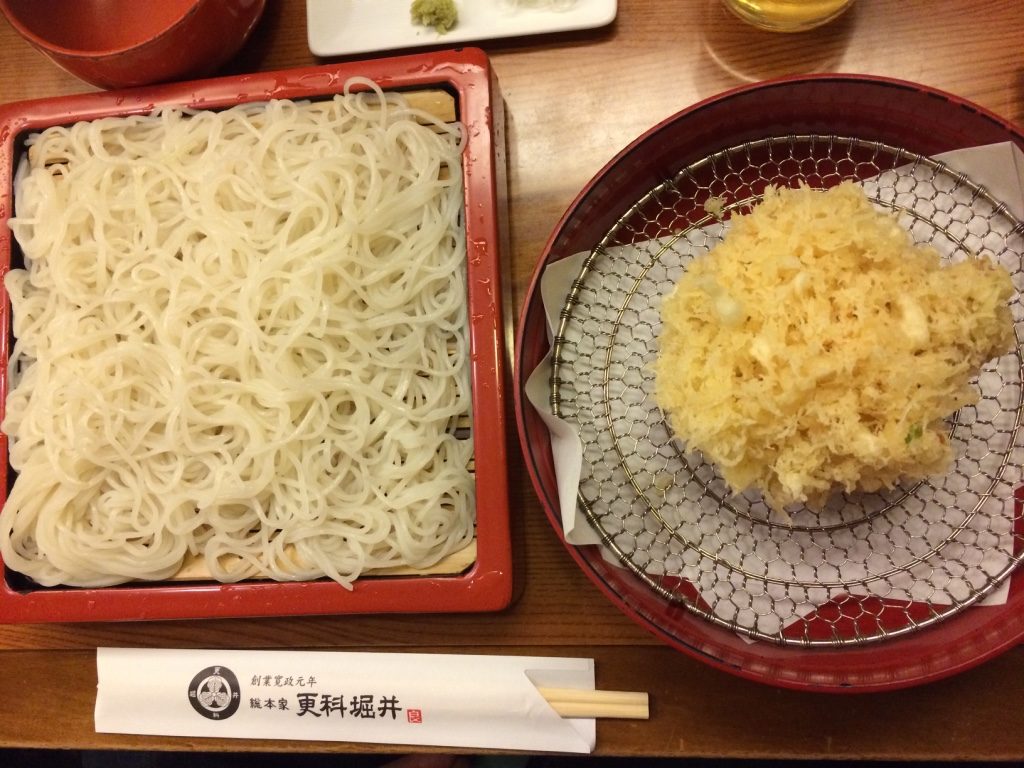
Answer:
[{"left": 723, "top": 0, "right": 855, "bottom": 32}]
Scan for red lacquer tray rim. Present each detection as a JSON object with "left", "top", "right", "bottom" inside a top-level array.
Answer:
[
  {"left": 0, "top": 47, "right": 513, "bottom": 623},
  {"left": 514, "top": 72, "right": 1024, "bottom": 693}
]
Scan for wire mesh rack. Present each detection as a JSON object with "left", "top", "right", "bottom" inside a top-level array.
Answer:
[{"left": 549, "top": 134, "right": 1024, "bottom": 647}]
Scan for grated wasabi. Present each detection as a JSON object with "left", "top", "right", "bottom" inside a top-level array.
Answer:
[{"left": 411, "top": 0, "right": 458, "bottom": 33}]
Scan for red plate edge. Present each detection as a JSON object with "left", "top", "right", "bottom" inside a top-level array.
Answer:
[
  {"left": 513, "top": 73, "right": 1024, "bottom": 693},
  {"left": 0, "top": 47, "right": 514, "bottom": 622}
]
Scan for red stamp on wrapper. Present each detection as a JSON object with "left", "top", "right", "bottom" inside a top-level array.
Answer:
[{"left": 407, "top": 709, "right": 423, "bottom": 724}]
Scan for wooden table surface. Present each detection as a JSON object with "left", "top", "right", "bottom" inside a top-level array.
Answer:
[{"left": 1, "top": 0, "right": 1024, "bottom": 760}]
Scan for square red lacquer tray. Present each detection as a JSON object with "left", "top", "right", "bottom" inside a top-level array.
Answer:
[{"left": 0, "top": 48, "right": 512, "bottom": 622}]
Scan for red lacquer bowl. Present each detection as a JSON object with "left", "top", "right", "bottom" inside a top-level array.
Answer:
[
  {"left": 514, "top": 74, "right": 1024, "bottom": 693},
  {"left": 0, "top": 0, "right": 266, "bottom": 89}
]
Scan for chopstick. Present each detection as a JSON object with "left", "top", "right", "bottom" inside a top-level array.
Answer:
[{"left": 537, "top": 686, "right": 650, "bottom": 720}]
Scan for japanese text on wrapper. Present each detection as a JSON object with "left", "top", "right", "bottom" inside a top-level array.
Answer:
[{"left": 246, "top": 671, "right": 406, "bottom": 720}]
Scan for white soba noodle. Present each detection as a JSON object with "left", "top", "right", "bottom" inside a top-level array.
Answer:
[{"left": 1, "top": 79, "right": 474, "bottom": 588}]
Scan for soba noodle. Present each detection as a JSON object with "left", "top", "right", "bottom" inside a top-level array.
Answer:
[{"left": 1, "top": 79, "right": 473, "bottom": 588}]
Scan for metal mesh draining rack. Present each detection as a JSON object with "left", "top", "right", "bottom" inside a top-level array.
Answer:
[{"left": 550, "top": 134, "right": 1024, "bottom": 647}]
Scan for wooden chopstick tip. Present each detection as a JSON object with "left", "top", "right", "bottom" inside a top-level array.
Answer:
[{"left": 537, "top": 686, "right": 650, "bottom": 720}]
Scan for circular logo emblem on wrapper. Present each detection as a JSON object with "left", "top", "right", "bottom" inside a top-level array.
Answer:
[{"left": 188, "top": 666, "right": 241, "bottom": 720}]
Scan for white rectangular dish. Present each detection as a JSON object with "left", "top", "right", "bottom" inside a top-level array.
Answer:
[{"left": 306, "top": 0, "right": 617, "bottom": 57}]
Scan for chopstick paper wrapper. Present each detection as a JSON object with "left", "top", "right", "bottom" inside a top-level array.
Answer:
[
  {"left": 95, "top": 649, "right": 645, "bottom": 753},
  {"left": 526, "top": 141, "right": 1024, "bottom": 635}
]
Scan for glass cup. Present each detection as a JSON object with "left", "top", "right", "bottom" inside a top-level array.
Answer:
[{"left": 722, "top": 0, "right": 856, "bottom": 32}]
